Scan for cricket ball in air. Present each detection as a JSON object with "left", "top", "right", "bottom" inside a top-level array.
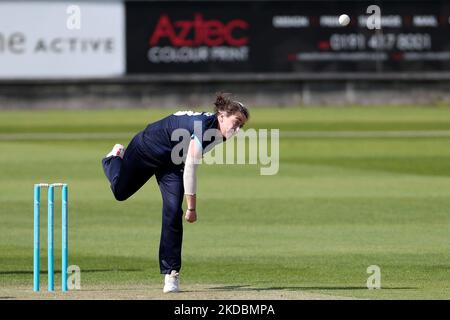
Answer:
[{"left": 339, "top": 14, "right": 350, "bottom": 26}]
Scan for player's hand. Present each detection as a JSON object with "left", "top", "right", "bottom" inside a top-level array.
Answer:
[{"left": 185, "top": 209, "right": 197, "bottom": 223}]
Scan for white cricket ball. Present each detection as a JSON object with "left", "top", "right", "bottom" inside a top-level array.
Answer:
[{"left": 338, "top": 14, "right": 350, "bottom": 26}]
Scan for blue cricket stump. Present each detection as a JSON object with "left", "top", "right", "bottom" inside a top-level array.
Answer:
[{"left": 33, "top": 183, "right": 69, "bottom": 292}]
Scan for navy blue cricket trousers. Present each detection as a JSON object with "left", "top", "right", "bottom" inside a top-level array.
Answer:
[{"left": 101, "top": 133, "right": 184, "bottom": 274}]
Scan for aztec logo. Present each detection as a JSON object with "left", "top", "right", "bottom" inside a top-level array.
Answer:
[{"left": 147, "top": 13, "right": 250, "bottom": 63}]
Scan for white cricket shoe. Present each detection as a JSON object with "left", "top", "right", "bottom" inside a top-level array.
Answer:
[
  {"left": 163, "top": 270, "right": 180, "bottom": 293},
  {"left": 106, "top": 144, "right": 125, "bottom": 158}
]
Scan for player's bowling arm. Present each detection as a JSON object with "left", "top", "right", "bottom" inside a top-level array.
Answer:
[
  {"left": 184, "top": 138, "right": 202, "bottom": 223},
  {"left": 183, "top": 138, "right": 202, "bottom": 196}
]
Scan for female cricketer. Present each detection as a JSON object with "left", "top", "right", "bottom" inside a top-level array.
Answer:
[{"left": 101, "top": 93, "right": 249, "bottom": 293}]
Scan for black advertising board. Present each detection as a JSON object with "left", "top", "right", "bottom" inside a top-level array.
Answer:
[{"left": 126, "top": 1, "right": 450, "bottom": 74}]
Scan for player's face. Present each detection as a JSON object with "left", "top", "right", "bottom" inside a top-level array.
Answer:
[{"left": 218, "top": 112, "right": 247, "bottom": 139}]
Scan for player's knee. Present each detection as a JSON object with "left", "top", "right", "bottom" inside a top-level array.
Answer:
[
  {"left": 163, "top": 201, "right": 183, "bottom": 218},
  {"left": 111, "top": 187, "right": 129, "bottom": 201},
  {"left": 163, "top": 198, "right": 179, "bottom": 210},
  {"left": 114, "top": 193, "right": 128, "bottom": 201}
]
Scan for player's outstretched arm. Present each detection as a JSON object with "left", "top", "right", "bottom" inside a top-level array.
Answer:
[{"left": 183, "top": 137, "right": 202, "bottom": 223}]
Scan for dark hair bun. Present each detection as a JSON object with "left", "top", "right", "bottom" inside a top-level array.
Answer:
[{"left": 214, "top": 93, "right": 232, "bottom": 110}]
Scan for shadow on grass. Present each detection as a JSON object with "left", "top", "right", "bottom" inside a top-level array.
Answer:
[
  {"left": 209, "top": 285, "right": 418, "bottom": 291},
  {"left": 0, "top": 269, "right": 142, "bottom": 275}
]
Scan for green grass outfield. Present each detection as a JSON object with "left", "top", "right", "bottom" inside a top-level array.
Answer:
[{"left": 1, "top": 106, "right": 450, "bottom": 299}]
